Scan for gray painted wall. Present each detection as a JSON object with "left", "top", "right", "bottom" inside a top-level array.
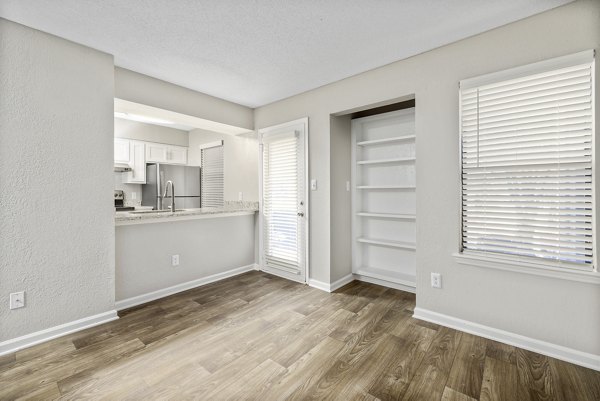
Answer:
[
  {"left": 114, "top": 118, "right": 189, "bottom": 147},
  {"left": 0, "top": 19, "right": 115, "bottom": 342},
  {"left": 330, "top": 115, "right": 352, "bottom": 282},
  {"left": 188, "top": 129, "right": 260, "bottom": 202},
  {"left": 254, "top": 0, "right": 600, "bottom": 356},
  {"left": 116, "top": 215, "right": 256, "bottom": 301},
  {"left": 115, "top": 67, "right": 254, "bottom": 130}
]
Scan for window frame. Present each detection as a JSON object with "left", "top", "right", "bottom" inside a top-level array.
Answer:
[{"left": 457, "top": 50, "right": 597, "bottom": 275}]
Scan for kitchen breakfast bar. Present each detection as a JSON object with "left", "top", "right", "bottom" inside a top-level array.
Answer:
[{"left": 115, "top": 205, "right": 258, "bottom": 310}]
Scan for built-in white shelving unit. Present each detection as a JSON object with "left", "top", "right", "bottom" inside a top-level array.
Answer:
[
  {"left": 356, "top": 212, "right": 415, "bottom": 220},
  {"left": 357, "top": 185, "right": 415, "bottom": 190},
  {"left": 351, "top": 108, "right": 416, "bottom": 291},
  {"left": 357, "top": 157, "right": 416, "bottom": 165}
]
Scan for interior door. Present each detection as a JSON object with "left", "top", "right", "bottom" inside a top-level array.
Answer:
[{"left": 259, "top": 118, "right": 308, "bottom": 283}]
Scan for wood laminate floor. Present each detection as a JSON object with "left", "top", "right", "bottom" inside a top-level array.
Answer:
[{"left": 1, "top": 271, "right": 598, "bottom": 400}]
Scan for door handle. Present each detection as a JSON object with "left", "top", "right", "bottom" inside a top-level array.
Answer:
[{"left": 297, "top": 212, "right": 304, "bottom": 217}]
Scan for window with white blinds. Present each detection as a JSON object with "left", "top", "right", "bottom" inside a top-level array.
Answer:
[
  {"left": 459, "top": 51, "right": 595, "bottom": 269},
  {"left": 201, "top": 144, "right": 224, "bottom": 208},
  {"left": 262, "top": 130, "right": 305, "bottom": 272}
]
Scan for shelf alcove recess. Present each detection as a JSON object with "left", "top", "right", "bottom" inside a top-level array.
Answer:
[{"left": 351, "top": 108, "right": 416, "bottom": 291}]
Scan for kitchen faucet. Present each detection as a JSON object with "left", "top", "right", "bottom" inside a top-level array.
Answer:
[{"left": 163, "top": 180, "right": 175, "bottom": 212}]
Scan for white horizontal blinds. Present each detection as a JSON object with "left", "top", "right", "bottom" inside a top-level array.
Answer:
[
  {"left": 262, "top": 130, "right": 303, "bottom": 272},
  {"left": 201, "top": 145, "right": 224, "bottom": 208},
  {"left": 460, "top": 54, "right": 594, "bottom": 267}
]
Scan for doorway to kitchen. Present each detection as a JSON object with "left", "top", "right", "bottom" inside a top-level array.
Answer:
[{"left": 258, "top": 118, "right": 309, "bottom": 283}]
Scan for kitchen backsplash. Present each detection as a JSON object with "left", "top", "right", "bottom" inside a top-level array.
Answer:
[
  {"left": 114, "top": 173, "right": 259, "bottom": 209},
  {"left": 223, "top": 200, "right": 259, "bottom": 210},
  {"left": 114, "top": 173, "right": 142, "bottom": 207}
]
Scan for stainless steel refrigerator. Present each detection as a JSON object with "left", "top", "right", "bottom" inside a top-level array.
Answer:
[{"left": 142, "top": 163, "right": 201, "bottom": 210}]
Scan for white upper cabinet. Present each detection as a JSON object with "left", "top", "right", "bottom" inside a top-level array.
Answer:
[
  {"left": 167, "top": 145, "right": 187, "bottom": 165},
  {"left": 145, "top": 142, "right": 168, "bottom": 162},
  {"left": 114, "top": 138, "right": 130, "bottom": 163},
  {"left": 115, "top": 139, "right": 188, "bottom": 183},
  {"left": 126, "top": 141, "right": 146, "bottom": 184},
  {"left": 146, "top": 143, "right": 187, "bottom": 165}
]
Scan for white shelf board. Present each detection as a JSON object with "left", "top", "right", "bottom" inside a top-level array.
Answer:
[
  {"left": 356, "top": 237, "right": 416, "bottom": 250},
  {"left": 357, "top": 157, "right": 416, "bottom": 165},
  {"left": 357, "top": 185, "right": 416, "bottom": 190},
  {"left": 354, "top": 266, "right": 416, "bottom": 287},
  {"left": 356, "top": 212, "right": 416, "bottom": 220},
  {"left": 356, "top": 135, "right": 416, "bottom": 146}
]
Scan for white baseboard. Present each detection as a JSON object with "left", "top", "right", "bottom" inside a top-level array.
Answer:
[
  {"left": 331, "top": 274, "right": 355, "bottom": 292},
  {"left": 413, "top": 307, "right": 600, "bottom": 372},
  {"left": 115, "top": 264, "right": 256, "bottom": 311},
  {"left": 308, "top": 274, "right": 355, "bottom": 293},
  {"left": 354, "top": 274, "right": 416, "bottom": 293},
  {"left": 0, "top": 310, "right": 118, "bottom": 357},
  {"left": 308, "top": 278, "right": 330, "bottom": 292},
  {"left": 309, "top": 272, "right": 419, "bottom": 294}
]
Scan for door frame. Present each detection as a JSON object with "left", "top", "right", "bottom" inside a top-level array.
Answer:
[{"left": 258, "top": 117, "right": 310, "bottom": 284}]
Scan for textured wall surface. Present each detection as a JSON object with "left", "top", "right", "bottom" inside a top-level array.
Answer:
[
  {"left": 0, "top": 19, "right": 115, "bottom": 342},
  {"left": 188, "top": 129, "right": 259, "bottom": 202},
  {"left": 116, "top": 215, "right": 256, "bottom": 301},
  {"left": 254, "top": 0, "right": 600, "bottom": 355}
]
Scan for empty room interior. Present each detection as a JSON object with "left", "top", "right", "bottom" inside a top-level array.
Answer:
[{"left": 1, "top": 0, "right": 600, "bottom": 400}]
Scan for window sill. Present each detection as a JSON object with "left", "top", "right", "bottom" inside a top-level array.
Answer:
[{"left": 453, "top": 252, "right": 600, "bottom": 285}]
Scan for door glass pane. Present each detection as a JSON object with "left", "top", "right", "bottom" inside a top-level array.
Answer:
[{"left": 263, "top": 132, "right": 300, "bottom": 270}]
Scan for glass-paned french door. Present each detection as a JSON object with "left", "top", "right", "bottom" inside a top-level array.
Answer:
[{"left": 259, "top": 118, "right": 308, "bottom": 283}]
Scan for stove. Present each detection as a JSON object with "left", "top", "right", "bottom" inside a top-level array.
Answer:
[{"left": 114, "top": 190, "right": 135, "bottom": 212}]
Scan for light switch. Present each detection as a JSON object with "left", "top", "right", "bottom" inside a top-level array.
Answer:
[
  {"left": 311, "top": 179, "right": 317, "bottom": 191},
  {"left": 346, "top": 181, "right": 350, "bottom": 191}
]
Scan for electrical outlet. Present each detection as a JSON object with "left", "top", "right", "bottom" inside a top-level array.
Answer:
[
  {"left": 171, "top": 254, "right": 180, "bottom": 266},
  {"left": 238, "top": 192, "right": 243, "bottom": 201},
  {"left": 131, "top": 192, "right": 137, "bottom": 200},
  {"left": 431, "top": 273, "right": 442, "bottom": 289},
  {"left": 10, "top": 291, "right": 25, "bottom": 309},
  {"left": 311, "top": 179, "right": 317, "bottom": 191}
]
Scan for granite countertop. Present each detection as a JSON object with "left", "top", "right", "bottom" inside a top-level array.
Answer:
[{"left": 115, "top": 201, "right": 259, "bottom": 226}]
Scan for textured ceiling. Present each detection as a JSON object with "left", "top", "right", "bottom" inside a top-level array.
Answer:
[{"left": 0, "top": 0, "right": 572, "bottom": 107}]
